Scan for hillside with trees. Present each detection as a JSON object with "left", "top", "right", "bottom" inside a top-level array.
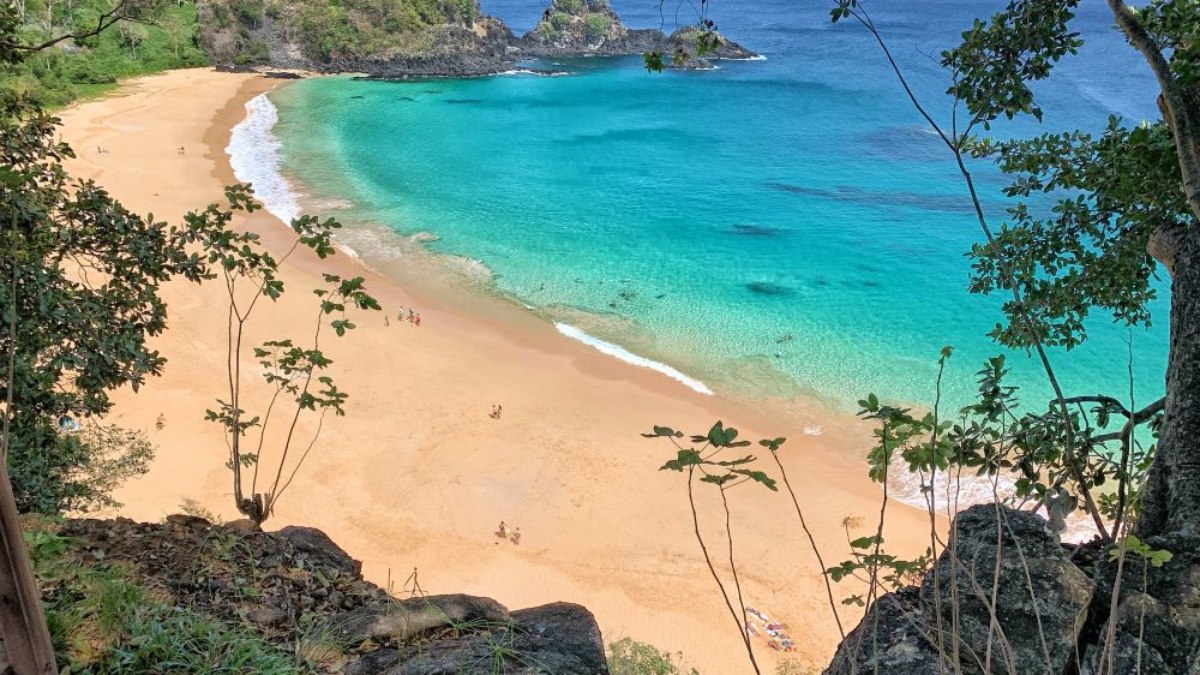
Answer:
[{"left": 0, "top": 0, "right": 208, "bottom": 107}]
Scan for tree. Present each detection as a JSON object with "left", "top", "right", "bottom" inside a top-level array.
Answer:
[
  {"left": 0, "top": 90, "right": 216, "bottom": 512},
  {"left": 915, "top": 0, "right": 1200, "bottom": 536},
  {"left": 188, "top": 190, "right": 380, "bottom": 526}
]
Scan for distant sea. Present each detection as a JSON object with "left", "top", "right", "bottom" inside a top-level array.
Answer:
[{"left": 230, "top": 0, "right": 1169, "bottom": 419}]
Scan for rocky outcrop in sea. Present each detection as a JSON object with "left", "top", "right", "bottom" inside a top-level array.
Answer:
[{"left": 197, "top": 0, "right": 758, "bottom": 78}]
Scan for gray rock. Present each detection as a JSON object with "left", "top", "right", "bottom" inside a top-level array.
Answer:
[
  {"left": 823, "top": 588, "right": 950, "bottom": 675},
  {"left": 275, "top": 525, "right": 362, "bottom": 577},
  {"left": 329, "top": 594, "right": 509, "bottom": 646},
  {"left": 343, "top": 648, "right": 403, "bottom": 675},
  {"left": 922, "top": 505, "right": 1092, "bottom": 674},
  {"left": 825, "top": 505, "right": 1093, "bottom": 675},
  {"left": 509, "top": 603, "right": 608, "bottom": 674},
  {"left": 339, "top": 602, "right": 607, "bottom": 674},
  {"left": 165, "top": 513, "right": 211, "bottom": 529},
  {"left": 1084, "top": 530, "right": 1200, "bottom": 673},
  {"left": 245, "top": 605, "right": 288, "bottom": 626}
]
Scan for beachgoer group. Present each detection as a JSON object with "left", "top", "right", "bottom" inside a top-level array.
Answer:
[
  {"left": 489, "top": 404, "right": 503, "bottom": 420},
  {"left": 495, "top": 521, "right": 521, "bottom": 545},
  {"left": 744, "top": 606, "right": 795, "bottom": 652},
  {"left": 395, "top": 305, "right": 422, "bottom": 327}
]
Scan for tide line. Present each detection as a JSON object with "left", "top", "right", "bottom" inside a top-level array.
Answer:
[{"left": 554, "top": 322, "right": 713, "bottom": 395}]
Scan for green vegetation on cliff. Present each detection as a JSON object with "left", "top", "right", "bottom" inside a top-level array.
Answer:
[
  {"left": 1, "top": 0, "right": 208, "bottom": 107},
  {"left": 0, "top": 0, "right": 483, "bottom": 106},
  {"left": 201, "top": 0, "right": 481, "bottom": 66},
  {"left": 531, "top": 0, "right": 619, "bottom": 45}
]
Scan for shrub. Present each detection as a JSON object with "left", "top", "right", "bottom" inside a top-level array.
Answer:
[
  {"left": 552, "top": 0, "right": 583, "bottom": 14},
  {"left": 585, "top": 13, "right": 610, "bottom": 41},
  {"left": 607, "top": 637, "right": 698, "bottom": 675},
  {"left": 8, "top": 425, "right": 154, "bottom": 515},
  {"left": 549, "top": 10, "right": 572, "bottom": 30}
]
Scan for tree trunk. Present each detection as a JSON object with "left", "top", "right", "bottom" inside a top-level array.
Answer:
[
  {"left": 1109, "top": 0, "right": 1200, "bottom": 537},
  {"left": 1139, "top": 227, "right": 1200, "bottom": 536}
]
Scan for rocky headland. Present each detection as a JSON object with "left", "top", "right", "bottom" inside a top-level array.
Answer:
[{"left": 198, "top": 0, "right": 758, "bottom": 78}]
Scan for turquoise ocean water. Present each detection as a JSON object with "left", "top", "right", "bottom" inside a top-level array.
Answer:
[{"left": 245, "top": 0, "right": 1169, "bottom": 415}]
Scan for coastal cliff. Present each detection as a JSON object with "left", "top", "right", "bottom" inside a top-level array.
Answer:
[{"left": 197, "top": 0, "right": 758, "bottom": 76}]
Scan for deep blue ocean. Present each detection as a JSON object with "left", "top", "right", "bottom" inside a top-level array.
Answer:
[{"left": 254, "top": 0, "right": 1169, "bottom": 414}]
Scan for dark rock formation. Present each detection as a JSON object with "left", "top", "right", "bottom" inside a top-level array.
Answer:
[
  {"left": 197, "top": 0, "right": 758, "bottom": 78},
  {"left": 513, "top": 0, "right": 702, "bottom": 59},
  {"left": 338, "top": 18, "right": 517, "bottom": 79},
  {"left": 825, "top": 505, "right": 1093, "bottom": 675},
  {"left": 514, "top": 3, "right": 760, "bottom": 67},
  {"left": 922, "top": 506, "right": 1092, "bottom": 674},
  {"left": 824, "top": 587, "right": 950, "bottom": 675},
  {"left": 54, "top": 517, "right": 608, "bottom": 674},
  {"left": 329, "top": 594, "right": 510, "bottom": 645},
  {"left": 340, "top": 602, "right": 606, "bottom": 674},
  {"left": 1084, "top": 529, "right": 1200, "bottom": 673},
  {"left": 277, "top": 524, "right": 363, "bottom": 576},
  {"left": 667, "top": 26, "right": 757, "bottom": 60}
]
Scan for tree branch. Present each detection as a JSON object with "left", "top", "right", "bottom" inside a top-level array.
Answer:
[
  {"left": 1, "top": 0, "right": 130, "bottom": 53},
  {"left": 1107, "top": 0, "right": 1200, "bottom": 222}
]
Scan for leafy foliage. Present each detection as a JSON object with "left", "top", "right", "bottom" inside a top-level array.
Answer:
[
  {"left": 190, "top": 189, "right": 380, "bottom": 524},
  {"left": 652, "top": 421, "right": 776, "bottom": 491},
  {"left": 1111, "top": 533, "right": 1173, "bottom": 568},
  {"left": 0, "top": 94, "right": 217, "bottom": 513},
  {"left": 203, "top": 0, "right": 478, "bottom": 65},
  {"left": 9, "top": 424, "right": 154, "bottom": 514},
  {"left": 856, "top": 349, "right": 1160, "bottom": 537},
  {"left": 1, "top": 0, "right": 208, "bottom": 108},
  {"left": 607, "top": 637, "right": 699, "bottom": 675}
]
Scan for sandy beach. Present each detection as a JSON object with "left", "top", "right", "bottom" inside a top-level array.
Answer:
[{"left": 57, "top": 68, "right": 936, "bottom": 673}]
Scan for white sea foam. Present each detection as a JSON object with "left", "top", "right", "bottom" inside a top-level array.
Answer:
[
  {"left": 497, "top": 68, "right": 571, "bottom": 77},
  {"left": 887, "top": 461, "right": 1099, "bottom": 543},
  {"left": 226, "top": 93, "right": 300, "bottom": 225},
  {"left": 554, "top": 323, "right": 713, "bottom": 395}
]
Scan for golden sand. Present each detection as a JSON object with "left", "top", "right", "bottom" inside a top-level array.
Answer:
[{"left": 58, "top": 68, "right": 936, "bottom": 673}]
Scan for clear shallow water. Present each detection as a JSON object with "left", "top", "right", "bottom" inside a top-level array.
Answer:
[{"left": 259, "top": 0, "right": 1169, "bottom": 415}]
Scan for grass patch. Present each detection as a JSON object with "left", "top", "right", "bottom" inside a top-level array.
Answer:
[{"left": 25, "top": 519, "right": 307, "bottom": 674}]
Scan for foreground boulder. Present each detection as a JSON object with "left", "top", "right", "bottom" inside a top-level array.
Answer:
[
  {"left": 52, "top": 516, "right": 608, "bottom": 674},
  {"left": 1084, "top": 529, "right": 1200, "bottom": 673},
  {"left": 825, "top": 505, "right": 1093, "bottom": 675},
  {"left": 342, "top": 602, "right": 606, "bottom": 674}
]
